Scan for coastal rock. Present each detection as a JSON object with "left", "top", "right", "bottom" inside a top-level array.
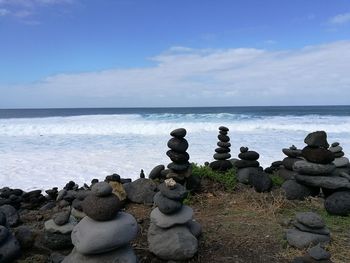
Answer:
[
  {"left": 237, "top": 167, "right": 259, "bottom": 184},
  {"left": 166, "top": 150, "right": 190, "bottom": 163},
  {"left": 278, "top": 168, "right": 297, "bottom": 180},
  {"left": 0, "top": 233, "right": 21, "bottom": 262},
  {"left": 282, "top": 157, "right": 303, "bottom": 170},
  {"left": 217, "top": 141, "right": 231, "bottom": 148},
  {"left": 215, "top": 147, "right": 230, "bottom": 153},
  {"left": 123, "top": 178, "right": 157, "bottom": 204},
  {"left": 45, "top": 216, "right": 77, "bottom": 234},
  {"left": 14, "top": 226, "right": 35, "bottom": 249},
  {"left": 82, "top": 194, "right": 121, "bottom": 221},
  {"left": 72, "top": 212, "right": 138, "bottom": 254},
  {"left": 249, "top": 171, "right": 272, "bottom": 193},
  {"left": 148, "top": 223, "right": 198, "bottom": 260},
  {"left": 71, "top": 208, "right": 86, "bottom": 219},
  {"left": 329, "top": 145, "right": 342, "bottom": 153},
  {"left": 167, "top": 162, "right": 190, "bottom": 171},
  {"left": 91, "top": 182, "right": 113, "bottom": 197},
  {"left": 293, "top": 161, "right": 336, "bottom": 175},
  {"left": 293, "top": 222, "right": 330, "bottom": 235},
  {"left": 0, "top": 225, "right": 9, "bottom": 243},
  {"left": 282, "top": 148, "right": 302, "bottom": 158},
  {"left": 295, "top": 212, "right": 325, "bottom": 229},
  {"left": 308, "top": 243, "right": 331, "bottom": 260},
  {"left": 108, "top": 181, "right": 127, "bottom": 202},
  {"left": 53, "top": 210, "right": 71, "bottom": 226},
  {"left": 150, "top": 205, "right": 193, "bottom": 228},
  {"left": 158, "top": 182, "right": 188, "bottom": 201},
  {"left": 0, "top": 211, "right": 7, "bottom": 226},
  {"left": 281, "top": 180, "right": 319, "bottom": 200},
  {"left": 304, "top": 131, "right": 329, "bottom": 149},
  {"left": 295, "top": 174, "right": 350, "bottom": 189},
  {"left": 214, "top": 153, "right": 231, "bottom": 160},
  {"left": 238, "top": 151, "right": 259, "bottom": 161},
  {"left": 0, "top": 205, "right": 20, "bottom": 227},
  {"left": 333, "top": 157, "right": 350, "bottom": 168},
  {"left": 209, "top": 160, "right": 233, "bottom": 172},
  {"left": 286, "top": 228, "right": 330, "bottom": 249},
  {"left": 167, "top": 138, "right": 189, "bottom": 153},
  {"left": 235, "top": 160, "right": 259, "bottom": 169},
  {"left": 324, "top": 191, "right": 350, "bottom": 216},
  {"left": 186, "top": 219, "right": 202, "bottom": 238},
  {"left": 170, "top": 128, "right": 187, "bottom": 138},
  {"left": 302, "top": 147, "right": 335, "bottom": 164},
  {"left": 154, "top": 192, "right": 182, "bottom": 214},
  {"left": 63, "top": 246, "right": 137, "bottom": 263}
]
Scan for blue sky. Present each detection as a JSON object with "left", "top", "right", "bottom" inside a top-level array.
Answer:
[{"left": 1, "top": 0, "right": 350, "bottom": 108}]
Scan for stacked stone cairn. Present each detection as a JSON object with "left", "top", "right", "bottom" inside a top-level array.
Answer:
[
  {"left": 329, "top": 142, "right": 350, "bottom": 174},
  {"left": 209, "top": 126, "right": 233, "bottom": 172},
  {"left": 148, "top": 178, "right": 200, "bottom": 261},
  {"left": 278, "top": 145, "right": 303, "bottom": 180},
  {"left": 286, "top": 212, "right": 331, "bottom": 249},
  {"left": 0, "top": 215, "right": 21, "bottom": 262},
  {"left": 63, "top": 182, "right": 138, "bottom": 262},
  {"left": 44, "top": 208, "right": 77, "bottom": 250}
]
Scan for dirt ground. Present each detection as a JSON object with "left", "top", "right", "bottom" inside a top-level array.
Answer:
[{"left": 17, "top": 179, "right": 350, "bottom": 263}]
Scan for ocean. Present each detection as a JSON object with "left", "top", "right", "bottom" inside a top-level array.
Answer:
[{"left": 0, "top": 106, "right": 349, "bottom": 191}]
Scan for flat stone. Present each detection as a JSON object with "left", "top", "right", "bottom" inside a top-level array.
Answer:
[
  {"left": 167, "top": 137, "right": 189, "bottom": 152},
  {"left": 63, "top": 246, "right": 137, "bottom": 263},
  {"left": 286, "top": 228, "right": 330, "bottom": 249},
  {"left": 324, "top": 191, "right": 350, "bottom": 216},
  {"left": 213, "top": 153, "right": 231, "bottom": 160},
  {"left": 308, "top": 243, "right": 331, "bottom": 260},
  {"left": 282, "top": 180, "right": 320, "bottom": 200},
  {"left": 235, "top": 160, "right": 259, "bottom": 169},
  {"left": 283, "top": 157, "right": 303, "bottom": 170},
  {"left": 334, "top": 151, "right": 345, "bottom": 158},
  {"left": 167, "top": 161, "right": 190, "bottom": 171},
  {"left": 333, "top": 157, "right": 349, "bottom": 168},
  {"left": 238, "top": 151, "right": 259, "bottom": 161},
  {"left": 166, "top": 150, "right": 190, "bottom": 163},
  {"left": 123, "top": 178, "right": 157, "bottom": 204},
  {"left": 91, "top": 182, "right": 113, "bottom": 197},
  {"left": 302, "top": 147, "right": 335, "bottom": 164},
  {"left": 329, "top": 145, "right": 342, "bottom": 153},
  {"left": 293, "top": 161, "right": 336, "bottom": 175},
  {"left": 148, "top": 223, "right": 198, "bottom": 260},
  {"left": 53, "top": 210, "right": 71, "bottom": 226},
  {"left": 82, "top": 194, "right": 121, "bottom": 221},
  {"left": 158, "top": 182, "right": 188, "bottom": 201},
  {"left": 148, "top": 165, "right": 165, "bottom": 179},
  {"left": 304, "top": 131, "right": 329, "bottom": 148},
  {"left": 282, "top": 148, "right": 302, "bottom": 158},
  {"left": 72, "top": 212, "right": 138, "bottom": 254},
  {"left": 217, "top": 141, "right": 231, "bottom": 148},
  {"left": 215, "top": 147, "right": 230, "bottom": 153},
  {"left": 150, "top": 205, "right": 193, "bottom": 228},
  {"left": 154, "top": 192, "right": 182, "bottom": 214},
  {"left": 209, "top": 160, "right": 233, "bottom": 172},
  {"left": 293, "top": 221, "right": 330, "bottom": 235},
  {"left": 0, "top": 233, "right": 21, "bottom": 262},
  {"left": 218, "top": 134, "right": 230, "bottom": 142},
  {"left": 170, "top": 128, "right": 186, "bottom": 138},
  {"left": 295, "top": 174, "right": 350, "bottom": 189},
  {"left": 45, "top": 216, "right": 77, "bottom": 234},
  {"left": 296, "top": 212, "right": 325, "bottom": 228},
  {"left": 219, "top": 126, "right": 229, "bottom": 132}
]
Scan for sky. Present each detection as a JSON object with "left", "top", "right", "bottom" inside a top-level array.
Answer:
[{"left": 0, "top": 0, "right": 350, "bottom": 108}]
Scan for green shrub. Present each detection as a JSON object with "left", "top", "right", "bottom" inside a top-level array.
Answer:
[
  {"left": 270, "top": 173, "right": 285, "bottom": 187},
  {"left": 192, "top": 163, "right": 237, "bottom": 191}
]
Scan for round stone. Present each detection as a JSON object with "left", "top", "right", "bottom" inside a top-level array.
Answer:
[
  {"left": 217, "top": 141, "right": 231, "bottom": 148},
  {"left": 219, "top": 126, "right": 229, "bottom": 132},
  {"left": 293, "top": 161, "right": 336, "bottom": 175},
  {"left": 238, "top": 151, "right": 259, "bottom": 161},
  {"left": 166, "top": 150, "right": 190, "bottom": 163},
  {"left": 235, "top": 160, "right": 259, "bottom": 169},
  {"left": 72, "top": 212, "right": 138, "bottom": 254},
  {"left": 282, "top": 157, "right": 303, "bottom": 170},
  {"left": 167, "top": 162, "right": 190, "bottom": 171},
  {"left": 154, "top": 192, "right": 182, "bottom": 214},
  {"left": 150, "top": 205, "right": 193, "bottom": 228},
  {"left": 331, "top": 142, "right": 339, "bottom": 147},
  {"left": 296, "top": 212, "right": 325, "bottom": 228},
  {"left": 82, "top": 194, "right": 121, "bottom": 221},
  {"left": 324, "top": 191, "right": 350, "bottom": 216},
  {"left": 170, "top": 128, "right": 186, "bottom": 138},
  {"left": 209, "top": 160, "right": 233, "bottom": 172},
  {"left": 214, "top": 153, "right": 231, "bottom": 160},
  {"left": 219, "top": 130, "right": 228, "bottom": 135},
  {"left": 282, "top": 148, "right": 302, "bottom": 158},
  {"left": 167, "top": 138, "right": 189, "bottom": 152},
  {"left": 218, "top": 134, "right": 230, "bottom": 142},
  {"left": 215, "top": 147, "right": 230, "bottom": 153},
  {"left": 304, "top": 131, "right": 329, "bottom": 148},
  {"left": 91, "top": 182, "right": 113, "bottom": 197},
  {"left": 334, "top": 151, "right": 345, "bottom": 158},
  {"left": 333, "top": 157, "right": 350, "bottom": 168},
  {"left": 240, "top": 146, "right": 248, "bottom": 153},
  {"left": 158, "top": 182, "right": 188, "bottom": 201},
  {"left": 329, "top": 145, "right": 342, "bottom": 153},
  {"left": 148, "top": 165, "right": 165, "bottom": 180},
  {"left": 302, "top": 146, "right": 335, "bottom": 164},
  {"left": 53, "top": 211, "right": 71, "bottom": 226}
]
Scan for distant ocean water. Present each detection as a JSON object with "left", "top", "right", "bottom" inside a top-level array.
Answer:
[{"left": 0, "top": 106, "right": 349, "bottom": 191}]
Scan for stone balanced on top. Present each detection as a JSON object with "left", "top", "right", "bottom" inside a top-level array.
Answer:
[
  {"left": 166, "top": 128, "right": 192, "bottom": 182},
  {"left": 63, "top": 182, "right": 138, "bottom": 262},
  {"left": 209, "top": 126, "right": 233, "bottom": 172},
  {"left": 148, "top": 178, "right": 200, "bottom": 261}
]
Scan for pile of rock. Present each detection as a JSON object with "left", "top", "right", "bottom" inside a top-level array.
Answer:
[
  {"left": 292, "top": 243, "right": 333, "bottom": 263},
  {"left": 63, "top": 182, "right": 138, "bottom": 262},
  {"left": 330, "top": 142, "right": 350, "bottom": 174},
  {"left": 236, "top": 146, "right": 260, "bottom": 183},
  {"left": 148, "top": 178, "right": 200, "bottom": 261},
  {"left": 278, "top": 145, "right": 302, "bottom": 180},
  {"left": 0, "top": 224, "right": 21, "bottom": 262},
  {"left": 209, "top": 126, "right": 233, "bottom": 172},
  {"left": 0, "top": 187, "right": 23, "bottom": 209},
  {"left": 44, "top": 208, "right": 77, "bottom": 250},
  {"left": 286, "top": 212, "right": 330, "bottom": 249}
]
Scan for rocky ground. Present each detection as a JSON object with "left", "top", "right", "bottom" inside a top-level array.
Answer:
[{"left": 14, "top": 178, "right": 350, "bottom": 263}]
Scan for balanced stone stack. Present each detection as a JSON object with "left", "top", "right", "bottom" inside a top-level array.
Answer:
[
  {"left": 278, "top": 145, "right": 302, "bottom": 180},
  {"left": 286, "top": 212, "right": 330, "bottom": 249},
  {"left": 235, "top": 146, "right": 261, "bottom": 184},
  {"left": 0, "top": 224, "right": 21, "bottom": 262},
  {"left": 209, "top": 126, "right": 233, "bottom": 172},
  {"left": 44, "top": 208, "right": 77, "bottom": 250},
  {"left": 148, "top": 178, "right": 200, "bottom": 261},
  {"left": 63, "top": 182, "right": 138, "bottom": 262},
  {"left": 292, "top": 243, "right": 333, "bottom": 263},
  {"left": 329, "top": 142, "right": 350, "bottom": 174}
]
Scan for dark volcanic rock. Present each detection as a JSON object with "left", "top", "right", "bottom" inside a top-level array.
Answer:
[
  {"left": 159, "top": 183, "right": 188, "bottom": 201},
  {"left": 235, "top": 160, "right": 259, "bottom": 169},
  {"left": 167, "top": 162, "right": 191, "bottom": 171},
  {"left": 123, "top": 178, "right": 158, "bottom": 204},
  {"left": 53, "top": 211, "right": 71, "bottom": 226},
  {"left": 249, "top": 171, "right": 272, "bottom": 193},
  {"left": 44, "top": 232, "right": 73, "bottom": 250},
  {"left": 238, "top": 151, "right": 259, "bottom": 161},
  {"left": 217, "top": 141, "right": 231, "bottom": 148},
  {"left": 166, "top": 150, "right": 190, "bottom": 163},
  {"left": 295, "top": 174, "right": 350, "bottom": 189},
  {"left": 209, "top": 160, "right": 233, "bottom": 172},
  {"left": 154, "top": 192, "right": 182, "bottom": 214},
  {"left": 304, "top": 131, "right": 329, "bottom": 149},
  {"left": 167, "top": 138, "right": 189, "bottom": 153},
  {"left": 0, "top": 205, "right": 20, "bottom": 227},
  {"left": 149, "top": 165, "right": 165, "bottom": 180},
  {"left": 213, "top": 153, "right": 231, "bottom": 160},
  {"left": 215, "top": 147, "right": 230, "bottom": 153},
  {"left": 219, "top": 126, "right": 229, "bottom": 132},
  {"left": 282, "top": 180, "right": 320, "bottom": 200},
  {"left": 170, "top": 128, "right": 187, "bottom": 138},
  {"left": 0, "top": 233, "right": 21, "bottom": 262},
  {"left": 302, "top": 146, "right": 335, "bottom": 164},
  {"left": 217, "top": 134, "right": 230, "bottom": 142},
  {"left": 282, "top": 148, "right": 302, "bottom": 158},
  {"left": 282, "top": 157, "right": 303, "bottom": 170},
  {"left": 14, "top": 226, "right": 35, "bottom": 249},
  {"left": 82, "top": 194, "right": 121, "bottom": 221},
  {"left": 324, "top": 191, "right": 350, "bottom": 216}
]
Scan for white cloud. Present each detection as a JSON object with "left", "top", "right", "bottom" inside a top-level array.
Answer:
[
  {"left": 329, "top": 12, "right": 350, "bottom": 25},
  {"left": 1, "top": 41, "right": 350, "bottom": 108}
]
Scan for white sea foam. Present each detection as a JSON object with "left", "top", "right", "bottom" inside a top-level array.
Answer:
[{"left": 0, "top": 113, "right": 349, "bottom": 190}]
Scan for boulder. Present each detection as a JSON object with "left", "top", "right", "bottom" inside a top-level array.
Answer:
[
  {"left": 282, "top": 180, "right": 320, "bottom": 200},
  {"left": 124, "top": 178, "right": 157, "bottom": 204},
  {"left": 302, "top": 147, "right": 334, "bottom": 164},
  {"left": 82, "top": 194, "right": 121, "bottom": 221},
  {"left": 249, "top": 171, "right": 272, "bottom": 193},
  {"left": 153, "top": 192, "right": 182, "bottom": 215},
  {"left": 304, "top": 131, "right": 329, "bottom": 149},
  {"left": 0, "top": 205, "right": 20, "bottom": 227},
  {"left": 324, "top": 191, "right": 350, "bottom": 216},
  {"left": 293, "top": 161, "right": 336, "bottom": 175}
]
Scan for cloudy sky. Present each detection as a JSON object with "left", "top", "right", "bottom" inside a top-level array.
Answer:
[{"left": 1, "top": 0, "right": 350, "bottom": 108}]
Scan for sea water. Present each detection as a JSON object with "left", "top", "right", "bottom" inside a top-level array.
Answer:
[{"left": 0, "top": 106, "right": 349, "bottom": 190}]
